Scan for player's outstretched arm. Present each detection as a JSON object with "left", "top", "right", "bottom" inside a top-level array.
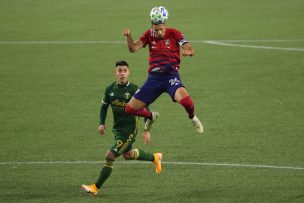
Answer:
[
  {"left": 182, "top": 43, "right": 195, "bottom": 57},
  {"left": 123, "top": 28, "right": 144, "bottom": 53}
]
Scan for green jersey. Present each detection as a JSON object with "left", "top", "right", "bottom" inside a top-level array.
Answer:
[{"left": 100, "top": 82, "right": 138, "bottom": 134}]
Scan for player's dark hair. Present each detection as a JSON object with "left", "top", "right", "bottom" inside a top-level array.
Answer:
[
  {"left": 115, "top": 60, "right": 129, "bottom": 67},
  {"left": 151, "top": 22, "right": 165, "bottom": 25}
]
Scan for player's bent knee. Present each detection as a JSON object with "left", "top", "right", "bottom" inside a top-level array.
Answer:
[
  {"left": 174, "top": 87, "right": 189, "bottom": 102},
  {"left": 126, "top": 98, "right": 146, "bottom": 112},
  {"left": 123, "top": 149, "right": 139, "bottom": 160},
  {"left": 105, "top": 151, "right": 116, "bottom": 161},
  {"left": 122, "top": 150, "right": 136, "bottom": 160},
  {"left": 124, "top": 105, "right": 134, "bottom": 115},
  {"left": 122, "top": 152, "right": 132, "bottom": 160}
]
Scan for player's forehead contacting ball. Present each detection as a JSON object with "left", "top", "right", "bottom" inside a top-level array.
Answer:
[{"left": 150, "top": 6, "right": 169, "bottom": 25}]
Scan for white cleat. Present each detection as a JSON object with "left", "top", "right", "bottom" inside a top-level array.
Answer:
[
  {"left": 192, "top": 116, "right": 204, "bottom": 134},
  {"left": 144, "top": 112, "right": 160, "bottom": 131}
]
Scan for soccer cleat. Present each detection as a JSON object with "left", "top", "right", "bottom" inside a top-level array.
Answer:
[
  {"left": 144, "top": 112, "right": 160, "bottom": 131},
  {"left": 153, "top": 153, "right": 163, "bottom": 174},
  {"left": 81, "top": 184, "right": 99, "bottom": 196},
  {"left": 192, "top": 116, "right": 204, "bottom": 134}
]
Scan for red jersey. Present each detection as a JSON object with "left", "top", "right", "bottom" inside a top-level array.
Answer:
[{"left": 139, "top": 28, "right": 188, "bottom": 74}]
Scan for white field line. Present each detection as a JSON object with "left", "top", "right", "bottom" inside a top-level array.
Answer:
[
  {"left": 0, "top": 160, "right": 303, "bottom": 171},
  {"left": 1, "top": 39, "right": 304, "bottom": 51},
  {"left": 191, "top": 39, "right": 304, "bottom": 43},
  {"left": 0, "top": 40, "right": 125, "bottom": 45},
  {"left": 204, "top": 40, "right": 304, "bottom": 51}
]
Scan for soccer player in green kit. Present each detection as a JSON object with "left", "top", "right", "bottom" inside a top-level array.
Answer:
[{"left": 81, "top": 61, "right": 162, "bottom": 196}]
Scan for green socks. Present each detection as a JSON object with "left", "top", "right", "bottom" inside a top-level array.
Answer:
[
  {"left": 134, "top": 149, "right": 154, "bottom": 161},
  {"left": 95, "top": 150, "right": 154, "bottom": 189},
  {"left": 95, "top": 159, "right": 113, "bottom": 189}
]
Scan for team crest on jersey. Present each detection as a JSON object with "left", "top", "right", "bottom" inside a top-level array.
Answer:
[
  {"left": 110, "top": 92, "right": 114, "bottom": 96},
  {"left": 124, "top": 92, "right": 131, "bottom": 99},
  {"left": 165, "top": 39, "right": 170, "bottom": 45}
]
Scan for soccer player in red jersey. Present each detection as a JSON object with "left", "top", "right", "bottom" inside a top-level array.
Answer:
[{"left": 123, "top": 6, "right": 203, "bottom": 134}]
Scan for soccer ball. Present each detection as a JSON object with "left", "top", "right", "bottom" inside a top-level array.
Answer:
[{"left": 150, "top": 6, "right": 169, "bottom": 24}]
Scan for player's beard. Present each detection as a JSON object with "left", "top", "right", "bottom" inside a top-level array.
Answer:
[{"left": 157, "top": 31, "right": 165, "bottom": 39}]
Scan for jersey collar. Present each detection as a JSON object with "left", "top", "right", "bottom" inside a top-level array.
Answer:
[{"left": 116, "top": 81, "right": 130, "bottom": 87}]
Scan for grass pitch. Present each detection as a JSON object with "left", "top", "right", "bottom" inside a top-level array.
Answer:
[{"left": 0, "top": 0, "right": 304, "bottom": 202}]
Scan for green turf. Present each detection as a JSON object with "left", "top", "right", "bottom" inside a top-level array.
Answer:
[{"left": 1, "top": 0, "right": 304, "bottom": 202}]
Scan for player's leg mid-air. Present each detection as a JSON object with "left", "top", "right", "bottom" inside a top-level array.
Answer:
[
  {"left": 174, "top": 86, "right": 204, "bottom": 134},
  {"left": 125, "top": 94, "right": 203, "bottom": 133},
  {"left": 125, "top": 97, "right": 160, "bottom": 131}
]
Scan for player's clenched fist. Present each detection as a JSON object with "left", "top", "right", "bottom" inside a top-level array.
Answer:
[{"left": 98, "top": 125, "right": 106, "bottom": 135}]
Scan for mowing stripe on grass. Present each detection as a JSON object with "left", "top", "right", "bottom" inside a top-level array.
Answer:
[
  {"left": 0, "top": 161, "right": 303, "bottom": 171},
  {"left": 0, "top": 39, "right": 302, "bottom": 45}
]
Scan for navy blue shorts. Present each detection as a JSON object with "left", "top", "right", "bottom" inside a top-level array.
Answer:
[{"left": 133, "top": 72, "right": 185, "bottom": 105}]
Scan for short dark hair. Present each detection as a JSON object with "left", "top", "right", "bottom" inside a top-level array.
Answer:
[
  {"left": 151, "top": 22, "right": 165, "bottom": 25},
  {"left": 115, "top": 60, "right": 129, "bottom": 67}
]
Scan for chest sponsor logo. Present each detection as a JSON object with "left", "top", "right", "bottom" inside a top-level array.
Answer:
[
  {"left": 124, "top": 92, "right": 131, "bottom": 99},
  {"left": 112, "top": 99, "right": 127, "bottom": 108}
]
